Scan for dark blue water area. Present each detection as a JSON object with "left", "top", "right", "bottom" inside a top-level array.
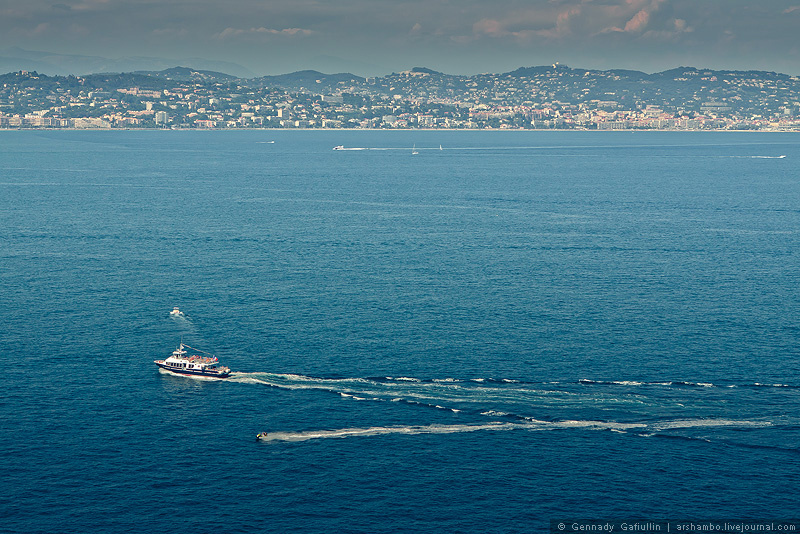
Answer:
[{"left": 2, "top": 130, "right": 800, "bottom": 533}]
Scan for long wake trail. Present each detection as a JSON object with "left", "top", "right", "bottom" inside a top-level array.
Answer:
[
  {"left": 232, "top": 372, "right": 789, "bottom": 447},
  {"left": 331, "top": 144, "right": 788, "bottom": 158},
  {"left": 259, "top": 422, "right": 522, "bottom": 442}
]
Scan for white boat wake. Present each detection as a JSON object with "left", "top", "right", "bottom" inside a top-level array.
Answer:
[
  {"left": 234, "top": 372, "right": 782, "bottom": 445},
  {"left": 259, "top": 422, "right": 520, "bottom": 442}
]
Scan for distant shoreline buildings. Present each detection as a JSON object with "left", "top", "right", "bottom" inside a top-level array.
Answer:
[{"left": 2, "top": 65, "right": 799, "bottom": 131}]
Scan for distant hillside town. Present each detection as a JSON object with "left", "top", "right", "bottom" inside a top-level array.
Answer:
[{"left": 2, "top": 65, "right": 800, "bottom": 130}]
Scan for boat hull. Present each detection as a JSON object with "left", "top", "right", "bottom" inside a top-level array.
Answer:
[{"left": 155, "top": 361, "right": 230, "bottom": 378}]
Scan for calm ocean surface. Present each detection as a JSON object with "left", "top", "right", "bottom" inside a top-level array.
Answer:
[{"left": 2, "top": 130, "right": 799, "bottom": 533}]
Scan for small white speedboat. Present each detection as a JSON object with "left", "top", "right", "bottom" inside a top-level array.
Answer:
[{"left": 169, "top": 306, "right": 184, "bottom": 317}]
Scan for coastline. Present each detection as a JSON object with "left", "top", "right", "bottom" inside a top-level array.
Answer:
[{"left": 1, "top": 127, "right": 799, "bottom": 132}]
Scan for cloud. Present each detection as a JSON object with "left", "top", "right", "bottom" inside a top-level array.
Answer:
[
  {"left": 151, "top": 28, "right": 189, "bottom": 39},
  {"left": 214, "top": 27, "right": 314, "bottom": 40},
  {"left": 32, "top": 22, "right": 51, "bottom": 35},
  {"left": 3, "top": 0, "right": 800, "bottom": 76},
  {"left": 551, "top": 6, "right": 582, "bottom": 37},
  {"left": 473, "top": 19, "right": 506, "bottom": 38},
  {"left": 461, "top": 0, "right": 675, "bottom": 43},
  {"left": 593, "top": 0, "right": 666, "bottom": 35},
  {"left": 624, "top": 8, "right": 651, "bottom": 33},
  {"left": 467, "top": 4, "right": 581, "bottom": 42},
  {"left": 70, "top": 0, "right": 111, "bottom": 13}
]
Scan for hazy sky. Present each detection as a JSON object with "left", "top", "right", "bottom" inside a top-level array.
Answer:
[{"left": 3, "top": 0, "right": 800, "bottom": 76}]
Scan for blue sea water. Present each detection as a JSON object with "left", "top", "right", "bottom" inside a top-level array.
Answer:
[{"left": 2, "top": 130, "right": 799, "bottom": 533}]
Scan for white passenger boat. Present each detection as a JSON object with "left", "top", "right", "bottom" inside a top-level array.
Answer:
[
  {"left": 154, "top": 343, "right": 231, "bottom": 378},
  {"left": 169, "top": 306, "right": 184, "bottom": 317}
]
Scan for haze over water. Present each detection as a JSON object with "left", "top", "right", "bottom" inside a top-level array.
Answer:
[{"left": 2, "top": 130, "right": 799, "bottom": 533}]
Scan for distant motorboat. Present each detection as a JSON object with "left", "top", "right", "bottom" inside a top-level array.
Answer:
[
  {"left": 169, "top": 306, "right": 184, "bottom": 317},
  {"left": 333, "top": 145, "right": 368, "bottom": 151}
]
